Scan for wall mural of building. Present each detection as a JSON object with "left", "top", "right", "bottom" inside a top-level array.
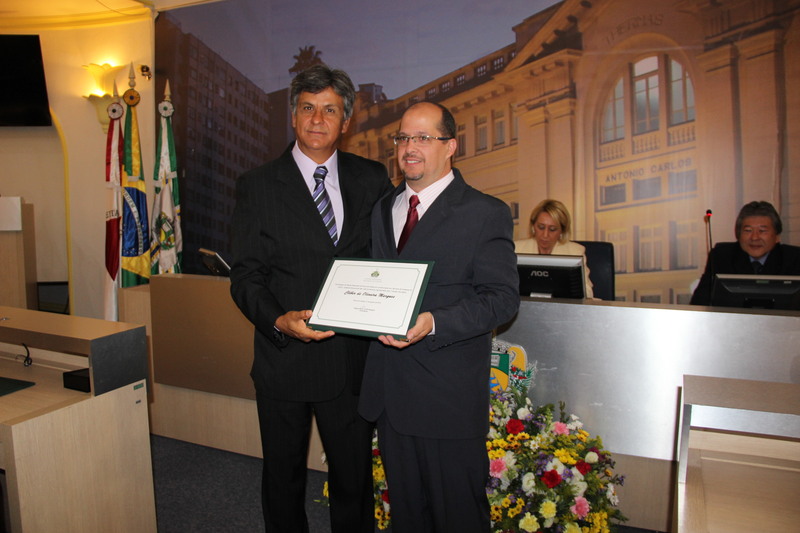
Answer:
[
  {"left": 155, "top": 13, "right": 272, "bottom": 273},
  {"left": 344, "top": 0, "right": 800, "bottom": 304},
  {"left": 158, "top": 0, "right": 799, "bottom": 298}
]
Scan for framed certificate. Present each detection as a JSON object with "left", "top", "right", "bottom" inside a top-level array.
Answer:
[{"left": 307, "top": 258, "right": 433, "bottom": 339}]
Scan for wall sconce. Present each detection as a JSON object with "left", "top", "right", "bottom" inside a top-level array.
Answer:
[
  {"left": 140, "top": 65, "right": 152, "bottom": 80},
  {"left": 83, "top": 62, "right": 126, "bottom": 132}
]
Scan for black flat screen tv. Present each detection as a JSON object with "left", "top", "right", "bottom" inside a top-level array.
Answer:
[
  {"left": 517, "top": 254, "right": 586, "bottom": 299},
  {"left": 0, "top": 35, "right": 52, "bottom": 127},
  {"left": 710, "top": 274, "right": 800, "bottom": 310}
]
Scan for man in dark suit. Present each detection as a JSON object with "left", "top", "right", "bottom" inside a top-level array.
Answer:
[
  {"left": 358, "top": 102, "right": 519, "bottom": 533},
  {"left": 230, "top": 65, "right": 391, "bottom": 533},
  {"left": 691, "top": 200, "right": 800, "bottom": 305}
]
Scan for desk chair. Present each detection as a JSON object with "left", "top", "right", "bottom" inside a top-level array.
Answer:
[{"left": 575, "top": 240, "right": 615, "bottom": 301}]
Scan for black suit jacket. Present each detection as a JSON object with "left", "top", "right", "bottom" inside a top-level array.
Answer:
[
  {"left": 690, "top": 241, "right": 800, "bottom": 305},
  {"left": 230, "top": 145, "right": 391, "bottom": 401},
  {"left": 358, "top": 170, "right": 520, "bottom": 439}
]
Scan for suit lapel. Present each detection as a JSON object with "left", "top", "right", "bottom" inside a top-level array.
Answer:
[
  {"left": 398, "top": 171, "right": 467, "bottom": 256},
  {"left": 338, "top": 154, "right": 369, "bottom": 249},
  {"left": 275, "top": 148, "right": 337, "bottom": 247}
]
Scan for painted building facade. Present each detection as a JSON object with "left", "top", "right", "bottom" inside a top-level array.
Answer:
[{"left": 343, "top": 0, "right": 800, "bottom": 303}]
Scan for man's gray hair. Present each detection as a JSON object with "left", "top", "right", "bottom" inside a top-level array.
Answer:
[{"left": 290, "top": 65, "right": 356, "bottom": 120}]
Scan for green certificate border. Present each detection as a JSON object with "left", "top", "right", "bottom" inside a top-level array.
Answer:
[{"left": 307, "top": 258, "right": 434, "bottom": 339}]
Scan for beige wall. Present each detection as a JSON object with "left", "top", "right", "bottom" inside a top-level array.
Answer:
[{"left": 0, "top": 15, "right": 156, "bottom": 318}]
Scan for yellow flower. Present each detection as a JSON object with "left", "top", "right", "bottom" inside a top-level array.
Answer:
[
  {"left": 563, "top": 522, "right": 582, "bottom": 533},
  {"left": 518, "top": 512, "right": 541, "bottom": 532},
  {"left": 539, "top": 499, "right": 557, "bottom": 519},
  {"left": 488, "top": 449, "right": 505, "bottom": 460},
  {"left": 554, "top": 448, "right": 578, "bottom": 465},
  {"left": 374, "top": 507, "right": 383, "bottom": 519},
  {"left": 516, "top": 431, "right": 531, "bottom": 441},
  {"left": 502, "top": 496, "right": 512, "bottom": 508},
  {"left": 577, "top": 429, "right": 590, "bottom": 442},
  {"left": 322, "top": 481, "right": 329, "bottom": 498},
  {"left": 373, "top": 465, "right": 385, "bottom": 481}
]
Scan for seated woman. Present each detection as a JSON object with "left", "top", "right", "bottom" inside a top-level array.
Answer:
[{"left": 515, "top": 199, "right": 594, "bottom": 298}]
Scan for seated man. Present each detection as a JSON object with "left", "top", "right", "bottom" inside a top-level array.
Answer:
[{"left": 690, "top": 201, "right": 800, "bottom": 305}]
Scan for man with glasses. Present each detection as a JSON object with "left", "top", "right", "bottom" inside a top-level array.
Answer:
[
  {"left": 230, "top": 65, "right": 391, "bottom": 533},
  {"left": 359, "top": 102, "right": 519, "bottom": 532},
  {"left": 691, "top": 200, "right": 800, "bottom": 305}
]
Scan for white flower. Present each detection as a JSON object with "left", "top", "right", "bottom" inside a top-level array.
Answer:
[
  {"left": 521, "top": 471, "right": 537, "bottom": 495},
  {"left": 606, "top": 483, "right": 620, "bottom": 505},
  {"left": 546, "top": 458, "right": 565, "bottom": 475},
  {"left": 585, "top": 451, "right": 599, "bottom": 464},
  {"left": 517, "top": 406, "right": 531, "bottom": 420},
  {"left": 567, "top": 414, "right": 583, "bottom": 430},
  {"left": 571, "top": 479, "right": 588, "bottom": 497}
]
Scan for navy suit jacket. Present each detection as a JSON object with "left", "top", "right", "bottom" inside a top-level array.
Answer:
[
  {"left": 230, "top": 145, "right": 391, "bottom": 401},
  {"left": 358, "top": 169, "right": 520, "bottom": 439},
  {"left": 690, "top": 241, "right": 800, "bottom": 305}
]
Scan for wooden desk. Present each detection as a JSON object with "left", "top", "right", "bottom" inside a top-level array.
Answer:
[{"left": 0, "top": 306, "right": 155, "bottom": 533}]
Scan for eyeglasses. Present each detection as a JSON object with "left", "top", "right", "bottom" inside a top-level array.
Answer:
[{"left": 392, "top": 135, "right": 453, "bottom": 146}]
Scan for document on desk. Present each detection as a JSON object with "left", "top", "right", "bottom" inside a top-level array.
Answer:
[{"left": 307, "top": 258, "right": 433, "bottom": 339}]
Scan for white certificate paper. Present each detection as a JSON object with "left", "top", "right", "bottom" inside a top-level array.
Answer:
[{"left": 307, "top": 258, "right": 433, "bottom": 338}]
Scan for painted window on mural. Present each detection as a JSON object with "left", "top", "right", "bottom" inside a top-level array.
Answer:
[
  {"left": 605, "top": 229, "right": 628, "bottom": 274},
  {"left": 669, "top": 59, "right": 695, "bottom": 125},
  {"left": 636, "top": 225, "right": 663, "bottom": 272},
  {"left": 633, "top": 56, "right": 660, "bottom": 134},
  {"left": 456, "top": 124, "right": 467, "bottom": 159},
  {"left": 671, "top": 219, "right": 700, "bottom": 270},
  {"left": 493, "top": 109, "right": 505, "bottom": 146},
  {"left": 476, "top": 115, "right": 488, "bottom": 151},
  {"left": 601, "top": 78, "right": 625, "bottom": 143}
]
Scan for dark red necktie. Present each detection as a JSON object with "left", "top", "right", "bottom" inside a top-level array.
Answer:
[{"left": 397, "top": 195, "right": 420, "bottom": 253}]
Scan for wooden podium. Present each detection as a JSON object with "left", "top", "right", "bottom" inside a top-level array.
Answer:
[
  {"left": 0, "top": 197, "right": 38, "bottom": 310},
  {"left": 0, "top": 306, "right": 155, "bottom": 532}
]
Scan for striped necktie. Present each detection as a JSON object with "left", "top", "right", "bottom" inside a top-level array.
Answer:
[{"left": 312, "top": 166, "right": 338, "bottom": 245}]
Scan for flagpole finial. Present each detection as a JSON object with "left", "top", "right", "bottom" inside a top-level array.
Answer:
[
  {"left": 164, "top": 79, "right": 172, "bottom": 101},
  {"left": 128, "top": 62, "right": 136, "bottom": 88},
  {"left": 112, "top": 82, "right": 120, "bottom": 100}
]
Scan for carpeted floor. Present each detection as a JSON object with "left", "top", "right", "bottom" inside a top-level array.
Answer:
[
  {"left": 150, "top": 435, "right": 660, "bottom": 533},
  {"left": 151, "top": 435, "right": 331, "bottom": 532}
]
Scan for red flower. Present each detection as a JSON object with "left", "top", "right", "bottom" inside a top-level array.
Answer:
[
  {"left": 372, "top": 448, "right": 381, "bottom": 456},
  {"left": 541, "top": 469, "right": 562, "bottom": 488},
  {"left": 505, "top": 418, "right": 524, "bottom": 435},
  {"left": 575, "top": 460, "right": 592, "bottom": 475},
  {"left": 381, "top": 490, "right": 390, "bottom": 503}
]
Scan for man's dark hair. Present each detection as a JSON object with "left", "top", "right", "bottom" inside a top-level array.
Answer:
[
  {"left": 290, "top": 65, "right": 356, "bottom": 120},
  {"left": 735, "top": 201, "right": 782, "bottom": 238},
  {"left": 432, "top": 102, "right": 456, "bottom": 139}
]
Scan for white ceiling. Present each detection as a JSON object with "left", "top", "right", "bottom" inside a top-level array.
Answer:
[{"left": 0, "top": 0, "right": 222, "bottom": 26}]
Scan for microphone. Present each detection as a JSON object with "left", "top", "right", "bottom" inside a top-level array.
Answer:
[{"left": 704, "top": 209, "right": 713, "bottom": 253}]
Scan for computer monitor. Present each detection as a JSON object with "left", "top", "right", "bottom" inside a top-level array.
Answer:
[
  {"left": 199, "top": 248, "right": 231, "bottom": 277},
  {"left": 710, "top": 274, "right": 800, "bottom": 310},
  {"left": 517, "top": 254, "right": 586, "bottom": 299}
]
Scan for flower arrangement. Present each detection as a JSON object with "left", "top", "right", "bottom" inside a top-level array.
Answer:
[
  {"left": 371, "top": 430, "right": 391, "bottom": 529},
  {"left": 323, "top": 343, "right": 627, "bottom": 533},
  {"left": 486, "top": 366, "right": 627, "bottom": 532}
]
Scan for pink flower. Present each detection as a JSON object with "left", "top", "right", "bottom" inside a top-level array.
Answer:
[
  {"left": 570, "top": 496, "right": 590, "bottom": 518},
  {"left": 552, "top": 422, "right": 569, "bottom": 435},
  {"left": 489, "top": 458, "right": 507, "bottom": 478}
]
